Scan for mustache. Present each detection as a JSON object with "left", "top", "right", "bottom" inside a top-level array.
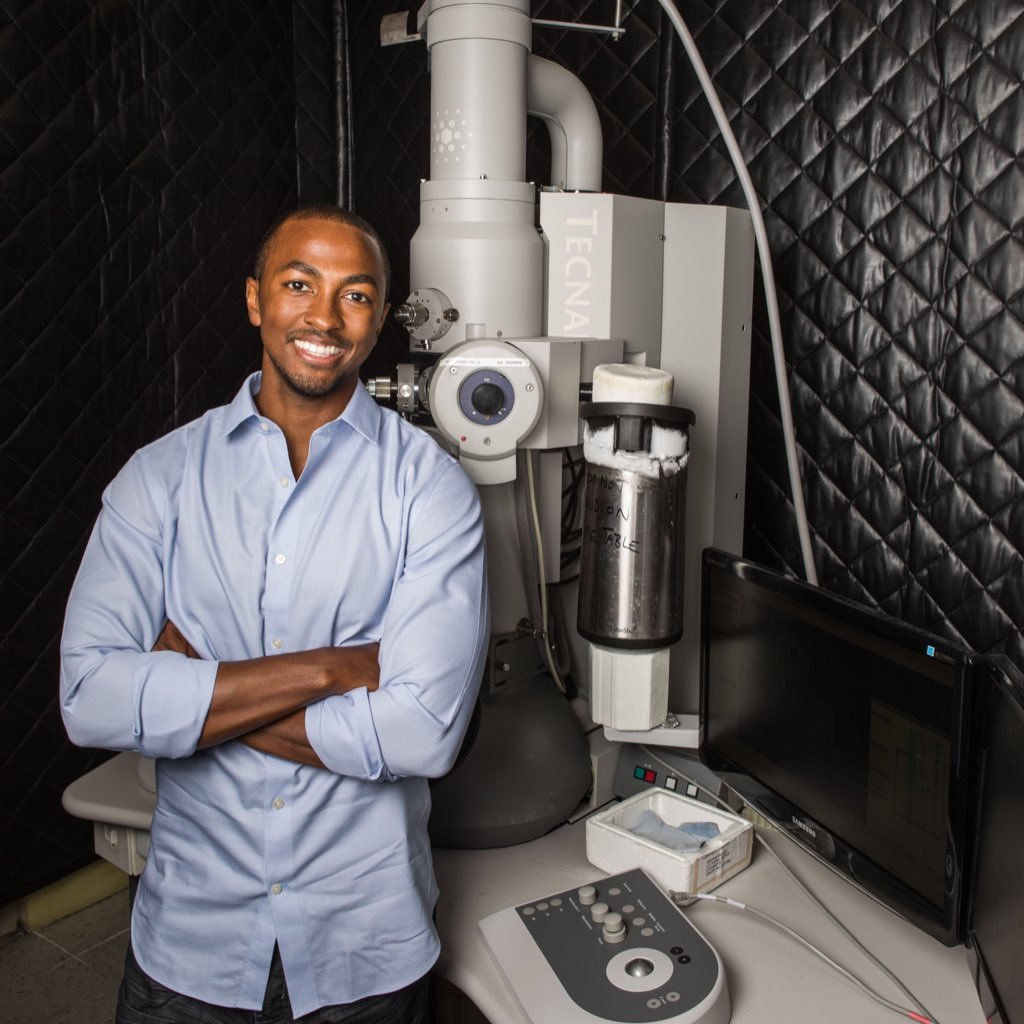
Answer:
[{"left": 286, "top": 329, "right": 351, "bottom": 349}]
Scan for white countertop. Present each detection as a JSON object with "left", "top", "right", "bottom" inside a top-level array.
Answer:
[
  {"left": 433, "top": 818, "right": 984, "bottom": 1024},
  {"left": 65, "top": 752, "right": 984, "bottom": 1024}
]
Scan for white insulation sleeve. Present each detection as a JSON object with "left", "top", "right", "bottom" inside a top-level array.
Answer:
[{"left": 586, "top": 364, "right": 688, "bottom": 477}]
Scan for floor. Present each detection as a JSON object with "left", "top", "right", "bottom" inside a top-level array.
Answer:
[{"left": 0, "top": 891, "right": 130, "bottom": 1023}]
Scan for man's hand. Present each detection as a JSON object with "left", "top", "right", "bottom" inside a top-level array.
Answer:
[{"left": 153, "top": 620, "right": 199, "bottom": 659}]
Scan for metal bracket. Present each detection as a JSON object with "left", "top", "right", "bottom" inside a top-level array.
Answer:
[
  {"left": 384, "top": 5, "right": 625, "bottom": 45},
  {"left": 380, "top": 11, "right": 420, "bottom": 46},
  {"left": 533, "top": 2, "right": 625, "bottom": 41},
  {"left": 396, "top": 363, "right": 417, "bottom": 417}
]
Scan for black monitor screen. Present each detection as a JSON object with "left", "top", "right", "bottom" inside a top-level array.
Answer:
[{"left": 699, "top": 549, "right": 976, "bottom": 945}]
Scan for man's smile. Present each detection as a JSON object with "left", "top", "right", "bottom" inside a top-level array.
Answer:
[{"left": 288, "top": 332, "right": 351, "bottom": 363}]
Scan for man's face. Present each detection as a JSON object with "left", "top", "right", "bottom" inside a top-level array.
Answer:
[{"left": 245, "top": 217, "right": 389, "bottom": 404}]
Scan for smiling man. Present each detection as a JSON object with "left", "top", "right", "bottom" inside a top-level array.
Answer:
[{"left": 60, "top": 207, "right": 489, "bottom": 1023}]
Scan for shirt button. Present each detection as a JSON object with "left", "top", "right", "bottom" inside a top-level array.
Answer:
[
  {"left": 273, "top": 798, "right": 285, "bottom": 810},
  {"left": 271, "top": 883, "right": 283, "bottom": 895},
  {"left": 260, "top": 423, "right": 270, "bottom": 433},
  {"left": 279, "top": 477, "right": 289, "bottom": 487},
  {"left": 271, "top": 638, "right": 283, "bottom": 650},
  {"left": 274, "top": 553, "right": 286, "bottom": 565}
]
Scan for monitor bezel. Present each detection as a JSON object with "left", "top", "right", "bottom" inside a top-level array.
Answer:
[
  {"left": 965, "top": 655, "right": 1024, "bottom": 1023},
  {"left": 698, "top": 548, "right": 979, "bottom": 946}
]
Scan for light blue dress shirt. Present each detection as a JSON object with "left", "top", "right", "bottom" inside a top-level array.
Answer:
[{"left": 60, "top": 374, "right": 489, "bottom": 1016}]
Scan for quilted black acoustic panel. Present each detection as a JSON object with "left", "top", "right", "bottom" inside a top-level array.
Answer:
[
  {"left": 0, "top": 0, "right": 340, "bottom": 903},
  {"left": 662, "top": 0, "right": 1023, "bottom": 663}
]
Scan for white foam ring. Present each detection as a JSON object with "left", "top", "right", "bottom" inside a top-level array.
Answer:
[{"left": 583, "top": 422, "right": 690, "bottom": 479}]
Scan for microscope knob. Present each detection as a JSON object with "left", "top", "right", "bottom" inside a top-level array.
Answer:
[
  {"left": 602, "top": 912, "right": 626, "bottom": 944},
  {"left": 590, "top": 901, "right": 609, "bottom": 923},
  {"left": 577, "top": 885, "right": 597, "bottom": 906},
  {"left": 394, "top": 302, "right": 429, "bottom": 328},
  {"left": 470, "top": 381, "right": 505, "bottom": 416}
]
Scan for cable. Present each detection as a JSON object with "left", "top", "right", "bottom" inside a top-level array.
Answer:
[
  {"left": 524, "top": 449, "right": 568, "bottom": 693},
  {"left": 638, "top": 745, "right": 939, "bottom": 1023},
  {"left": 560, "top": 447, "right": 585, "bottom": 559},
  {"left": 671, "top": 891, "right": 938, "bottom": 1023},
  {"left": 651, "top": 0, "right": 818, "bottom": 585}
]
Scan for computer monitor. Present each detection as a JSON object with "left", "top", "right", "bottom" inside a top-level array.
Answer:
[
  {"left": 699, "top": 548, "right": 980, "bottom": 946},
  {"left": 966, "top": 655, "right": 1023, "bottom": 1024}
]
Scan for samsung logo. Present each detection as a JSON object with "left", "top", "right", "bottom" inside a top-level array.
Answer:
[{"left": 791, "top": 816, "right": 817, "bottom": 840}]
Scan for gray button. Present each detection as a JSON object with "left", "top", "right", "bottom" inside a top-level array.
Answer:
[
  {"left": 272, "top": 638, "right": 283, "bottom": 649},
  {"left": 279, "top": 477, "right": 289, "bottom": 487},
  {"left": 273, "top": 798, "right": 285, "bottom": 810},
  {"left": 271, "top": 883, "right": 283, "bottom": 895}
]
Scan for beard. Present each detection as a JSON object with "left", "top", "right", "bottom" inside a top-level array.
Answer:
[{"left": 265, "top": 344, "right": 350, "bottom": 399}]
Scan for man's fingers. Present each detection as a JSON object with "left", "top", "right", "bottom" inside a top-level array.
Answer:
[{"left": 152, "top": 620, "right": 198, "bottom": 658}]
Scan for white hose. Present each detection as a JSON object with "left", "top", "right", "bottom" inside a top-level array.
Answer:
[
  {"left": 525, "top": 451, "right": 568, "bottom": 693},
  {"left": 653, "top": 0, "right": 818, "bottom": 585}
]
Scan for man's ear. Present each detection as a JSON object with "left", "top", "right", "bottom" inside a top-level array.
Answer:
[{"left": 245, "top": 277, "right": 261, "bottom": 326}]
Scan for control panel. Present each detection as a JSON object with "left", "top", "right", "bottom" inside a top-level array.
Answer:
[
  {"left": 479, "top": 868, "right": 729, "bottom": 1024},
  {"left": 613, "top": 744, "right": 730, "bottom": 807}
]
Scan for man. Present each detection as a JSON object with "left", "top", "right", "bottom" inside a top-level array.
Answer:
[{"left": 60, "top": 206, "right": 489, "bottom": 1023}]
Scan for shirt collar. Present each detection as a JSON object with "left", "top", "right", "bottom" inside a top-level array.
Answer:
[
  {"left": 221, "top": 372, "right": 382, "bottom": 444},
  {"left": 338, "top": 378, "right": 383, "bottom": 445}
]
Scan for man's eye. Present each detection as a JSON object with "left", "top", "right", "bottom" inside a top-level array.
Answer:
[
  {"left": 284, "top": 280, "right": 311, "bottom": 292},
  {"left": 345, "top": 291, "right": 371, "bottom": 304}
]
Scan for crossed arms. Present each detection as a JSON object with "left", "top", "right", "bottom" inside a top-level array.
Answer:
[
  {"left": 152, "top": 620, "right": 379, "bottom": 768},
  {"left": 60, "top": 443, "right": 488, "bottom": 779}
]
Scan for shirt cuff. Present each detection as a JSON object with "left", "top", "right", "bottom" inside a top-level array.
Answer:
[
  {"left": 305, "top": 690, "right": 389, "bottom": 780},
  {"left": 130, "top": 654, "right": 219, "bottom": 759}
]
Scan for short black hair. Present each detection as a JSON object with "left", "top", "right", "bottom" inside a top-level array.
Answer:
[{"left": 253, "top": 205, "right": 391, "bottom": 296}]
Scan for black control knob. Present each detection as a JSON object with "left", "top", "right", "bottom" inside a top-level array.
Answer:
[{"left": 471, "top": 382, "right": 505, "bottom": 416}]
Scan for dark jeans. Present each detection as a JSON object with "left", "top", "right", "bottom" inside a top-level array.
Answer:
[{"left": 116, "top": 944, "right": 430, "bottom": 1024}]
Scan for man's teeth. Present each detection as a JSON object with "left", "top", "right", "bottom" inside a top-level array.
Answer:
[{"left": 294, "top": 339, "right": 341, "bottom": 357}]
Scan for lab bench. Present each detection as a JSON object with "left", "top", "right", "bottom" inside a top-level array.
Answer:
[{"left": 63, "top": 752, "right": 984, "bottom": 1024}]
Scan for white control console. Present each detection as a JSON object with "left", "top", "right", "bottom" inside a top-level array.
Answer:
[{"left": 479, "top": 868, "right": 730, "bottom": 1024}]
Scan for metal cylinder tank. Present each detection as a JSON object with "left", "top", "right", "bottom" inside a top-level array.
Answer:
[{"left": 577, "top": 454, "right": 689, "bottom": 648}]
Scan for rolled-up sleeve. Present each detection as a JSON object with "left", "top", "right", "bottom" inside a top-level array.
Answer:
[
  {"left": 60, "top": 457, "right": 218, "bottom": 759},
  {"left": 306, "top": 461, "right": 488, "bottom": 779}
]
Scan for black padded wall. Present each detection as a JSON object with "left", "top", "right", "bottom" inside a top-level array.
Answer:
[
  {"left": 2, "top": 0, "right": 1021, "bottom": 903},
  {"left": 347, "top": 0, "right": 1023, "bottom": 664},
  {"left": 660, "top": 0, "right": 1023, "bottom": 663},
  {"left": 1, "top": 0, "right": 341, "bottom": 903}
]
